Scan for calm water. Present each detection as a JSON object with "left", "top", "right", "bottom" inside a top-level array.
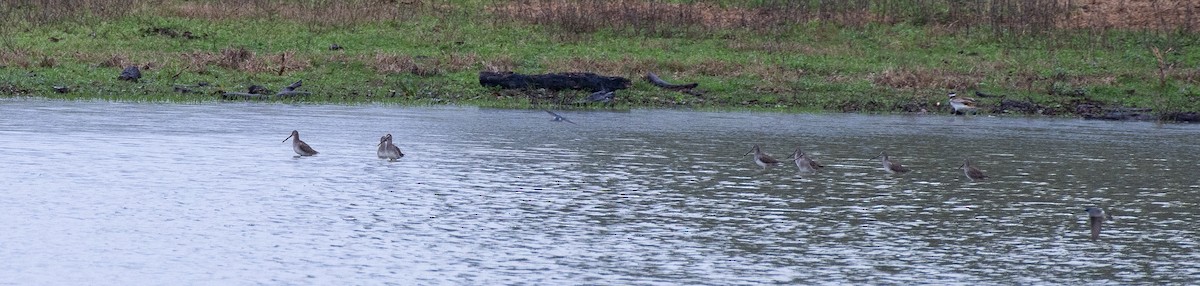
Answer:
[{"left": 1, "top": 99, "right": 1198, "bottom": 285}]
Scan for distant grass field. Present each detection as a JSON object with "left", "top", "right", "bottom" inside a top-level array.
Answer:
[{"left": 1, "top": 0, "right": 1197, "bottom": 116}]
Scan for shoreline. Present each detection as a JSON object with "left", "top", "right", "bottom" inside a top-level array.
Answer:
[{"left": 1, "top": 1, "right": 1197, "bottom": 121}]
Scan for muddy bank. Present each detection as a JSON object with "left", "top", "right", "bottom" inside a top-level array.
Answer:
[{"left": 1, "top": 79, "right": 1196, "bottom": 123}]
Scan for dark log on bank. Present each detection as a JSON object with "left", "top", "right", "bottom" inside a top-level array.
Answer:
[
  {"left": 221, "top": 80, "right": 310, "bottom": 100},
  {"left": 645, "top": 72, "right": 705, "bottom": 96},
  {"left": 1086, "top": 110, "right": 1156, "bottom": 121},
  {"left": 646, "top": 72, "right": 697, "bottom": 90},
  {"left": 1160, "top": 112, "right": 1200, "bottom": 123},
  {"left": 479, "top": 71, "right": 631, "bottom": 92}
]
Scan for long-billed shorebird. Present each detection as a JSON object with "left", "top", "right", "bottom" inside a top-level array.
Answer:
[
  {"left": 376, "top": 133, "right": 404, "bottom": 161},
  {"left": 744, "top": 144, "right": 781, "bottom": 169},
  {"left": 786, "top": 148, "right": 824, "bottom": 173},
  {"left": 282, "top": 130, "right": 318, "bottom": 156},
  {"left": 1084, "top": 207, "right": 1114, "bottom": 240},
  {"left": 871, "top": 152, "right": 910, "bottom": 174},
  {"left": 543, "top": 110, "right": 575, "bottom": 124},
  {"left": 960, "top": 159, "right": 988, "bottom": 181},
  {"left": 948, "top": 92, "right": 979, "bottom": 115}
]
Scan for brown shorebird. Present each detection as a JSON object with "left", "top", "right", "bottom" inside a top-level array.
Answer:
[
  {"left": 376, "top": 133, "right": 404, "bottom": 161},
  {"left": 1085, "top": 207, "right": 1114, "bottom": 240},
  {"left": 743, "top": 144, "right": 780, "bottom": 169},
  {"left": 282, "top": 130, "right": 318, "bottom": 156},
  {"left": 871, "top": 152, "right": 910, "bottom": 174},
  {"left": 786, "top": 148, "right": 824, "bottom": 173},
  {"left": 948, "top": 92, "right": 979, "bottom": 115},
  {"left": 960, "top": 159, "right": 988, "bottom": 181}
]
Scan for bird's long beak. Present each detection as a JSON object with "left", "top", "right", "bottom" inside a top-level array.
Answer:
[
  {"left": 377, "top": 140, "right": 384, "bottom": 146},
  {"left": 743, "top": 150, "right": 752, "bottom": 157},
  {"left": 282, "top": 134, "right": 294, "bottom": 142}
]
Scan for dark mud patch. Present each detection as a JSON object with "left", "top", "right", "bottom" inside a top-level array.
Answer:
[
  {"left": 992, "top": 97, "right": 1199, "bottom": 123},
  {"left": 0, "top": 83, "right": 31, "bottom": 96},
  {"left": 991, "top": 98, "right": 1053, "bottom": 115},
  {"left": 142, "top": 27, "right": 205, "bottom": 40}
]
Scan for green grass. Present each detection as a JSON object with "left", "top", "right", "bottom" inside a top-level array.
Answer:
[{"left": 1, "top": 1, "right": 1198, "bottom": 116}]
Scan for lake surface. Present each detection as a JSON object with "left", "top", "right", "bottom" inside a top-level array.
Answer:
[{"left": 1, "top": 98, "right": 1198, "bottom": 285}]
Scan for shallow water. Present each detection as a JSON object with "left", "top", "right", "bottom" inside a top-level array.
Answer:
[{"left": 0, "top": 99, "right": 1198, "bottom": 284}]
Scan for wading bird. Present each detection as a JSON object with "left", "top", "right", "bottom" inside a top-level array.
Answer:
[
  {"left": 960, "top": 159, "right": 988, "bottom": 181},
  {"left": 871, "top": 152, "right": 910, "bottom": 174},
  {"left": 787, "top": 148, "right": 824, "bottom": 173},
  {"left": 283, "top": 130, "right": 318, "bottom": 156},
  {"left": 744, "top": 144, "right": 781, "bottom": 170},
  {"left": 377, "top": 133, "right": 404, "bottom": 161}
]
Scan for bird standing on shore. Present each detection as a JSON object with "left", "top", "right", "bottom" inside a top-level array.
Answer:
[
  {"left": 948, "top": 92, "right": 979, "bottom": 115},
  {"left": 283, "top": 130, "right": 319, "bottom": 156}
]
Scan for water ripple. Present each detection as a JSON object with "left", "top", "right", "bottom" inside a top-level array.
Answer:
[{"left": 0, "top": 100, "right": 1198, "bottom": 284}]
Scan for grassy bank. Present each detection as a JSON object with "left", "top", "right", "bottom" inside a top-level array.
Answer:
[{"left": 1, "top": 0, "right": 1198, "bottom": 117}]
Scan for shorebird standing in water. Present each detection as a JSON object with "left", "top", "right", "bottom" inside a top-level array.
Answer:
[
  {"left": 786, "top": 148, "right": 824, "bottom": 173},
  {"left": 960, "top": 159, "right": 988, "bottom": 181},
  {"left": 283, "top": 130, "right": 318, "bottom": 156},
  {"left": 871, "top": 152, "right": 910, "bottom": 174},
  {"left": 948, "top": 92, "right": 979, "bottom": 115},
  {"left": 1084, "top": 207, "right": 1114, "bottom": 240},
  {"left": 744, "top": 144, "right": 781, "bottom": 170},
  {"left": 543, "top": 110, "right": 575, "bottom": 124},
  {"left": 376, "top": 133, "right": 404, "bottom": 161}
]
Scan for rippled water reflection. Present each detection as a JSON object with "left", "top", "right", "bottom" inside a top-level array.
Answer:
[{"left": 1, "top": 99, "right": 1198, "bottom": 284}]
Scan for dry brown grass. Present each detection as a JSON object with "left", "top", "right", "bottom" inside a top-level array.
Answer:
[
  {"left": 37, "top": 56, "right": 56, "bottom": 68},
  {"left": 366, "top": 52, "right": 482, "bottom": 76},
  {"left": 488, "top": 0, "right": 812, "bottom": 35},
  {"left": 175, "top": 48, "right": 311, "bottom": 73},
  {"left": 482, "top": 54, "right": 518, "bottom": 72},
  {"left": 99, "top": 54, "right": 132, "bottom": 68},
  {"left": 0, "top": 48, "right": 32, "bottom": 68},
  {"left": 1065, "top": 0, "right": 1200, "bottom": 31},
  {"left": 487, "top": 0, "right": 1195, "bottom": 37},
  {"left": 871, "top": 67, "right": 983, "bottom": 91},
  {"left": 166, "top": 0, "right": 442, "bottom": 25},
  {"left": 369, "top": 53, "right": 441, "bottom": 76},
  {"left": 2, "top": 0, "right": 450, "bottom": 26},
  {"left": 726, "top": 41, "right": 838, "bottom": 55},
  {"left": 540, "top": 56, "right": 810, "bottom": 82}
]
